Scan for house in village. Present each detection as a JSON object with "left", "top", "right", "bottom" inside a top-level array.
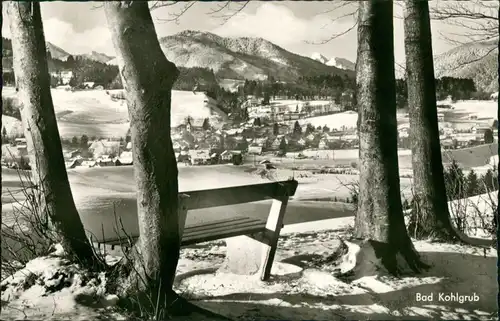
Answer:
[
  {"left": 183, "top": 118, "right": 205, "bottom": 132},
  {"left": 455, "top": 134, "right": 479, "bottom": 147},
  {"left": 318, "top": 138, "right": 329, "bottom": 150},
  {"left": 118, "top": 151, "right": 133, "bottom": 165},
  {"left": 306, "top": 133, "right": 316, "bottom": 142},
  {"left": 96, "top": 155, "right": 121, "bottom": 167},
  {"left": 88, "top": 140, "right": 121, "bottom": 159},
  {"left": 65, "top": 158, "right": 83, "bottom": 169},
  {"left": 189, "top": 149, "right": 211, "bottom": 165},
  {"left": 271, "top": 136, "right": 288, "bottom": 150},
  {"left": 50, "top": 70, "right": 73, "bottom": 85},
  {"left": 248, "top": 145, "right": 263, "bottom": 155},
  {"left": 220, "top": 150, "right": 242, "bottom": 163},
  {"left": 64, "top": 150, "right": 81, "bottom": 160},
  {"left": 317, "top": 135, "right": 341, "bottom": 149},
  {"left": 297, "top": 138, "right": 306, "bottom": 147},
  {"left": 81, "top": 160, "right": 97, "bottom": 168}
]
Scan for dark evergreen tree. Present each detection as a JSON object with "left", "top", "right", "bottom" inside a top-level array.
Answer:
[
  {"left": 293, "top": 121, "right": 302, "bottom": 136},
  {"left": 202, "top": 118, "right": 210, "bottom": 131},
  {"left": 466, "top": 169, "right": 479, "bottom": 197},
  {"left": 273, "top": 123, "right": 279, "bottom": 136},
  {"left": 484, "top": 128, "right": 494, "bottom": 144},
  {"left": 279, "top": 136, "right": 287, "bottom": 152},
  {"left": 80, "top": 134, "right": 89, "bottom": 149}
]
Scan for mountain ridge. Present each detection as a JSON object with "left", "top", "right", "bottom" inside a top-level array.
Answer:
[
  {"left": 433, "top": 39, "right": 498, "bottom": 93},
  {"left": 155, "top": 30, "right": 354, "bottom": 82}
]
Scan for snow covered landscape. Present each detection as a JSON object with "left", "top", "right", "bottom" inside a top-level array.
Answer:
[
  {"left": 2, "top": 0, "right": 498, "bottom": 320},
  {"left": 1, "top": 215, "right": 497, "bottom": 320}
]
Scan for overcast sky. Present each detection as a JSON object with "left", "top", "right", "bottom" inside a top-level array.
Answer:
[{"left": 2, "top": 1, "right": 494, "bottom": 65}]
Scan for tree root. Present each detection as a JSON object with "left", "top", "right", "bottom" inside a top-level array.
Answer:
[
  {"left": 105, "top": 248, "right": 232, "bottom": 320},
  {"left": 349, "top": 239, "right": 430, "bottom": 280}
]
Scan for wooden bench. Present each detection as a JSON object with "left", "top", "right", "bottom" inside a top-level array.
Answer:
[{"left": 96, "top": 179, "right": 298, "bottom": 281}]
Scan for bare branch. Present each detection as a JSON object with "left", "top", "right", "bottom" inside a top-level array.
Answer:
[
  {"left": 306, "top": 1, "right": 359, "bottom": 45},
  {"left": 206, "top": 1, "right": 249, "bottom": 25},
  {"left": 149, "top": 1, "right": 181, "bottom": 11},
  {"left": 154, "top": 1, "right": 196, "bottom": 24},
  {"left": 430, "top": 0, "right": 498, "bottom": 44},
  {"left": 151, "top": 0, "right": 249, "bottom": 26},
  {"left": 306, "top": 19, "right": 358, "bottom": 45},
  {"left": 318, "top": 1, "right": 357, "bottom": 15},
  {"left": 436, "top": 44, "right": 497, "bottom": 74}
]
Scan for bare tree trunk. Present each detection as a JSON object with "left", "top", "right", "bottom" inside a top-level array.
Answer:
[
  {"left": 404, "top": 0, "right": 496, "bottom": 247},
  {"left": 354, "top": 0, "right": 428, "bottom": 276},
  {"left": 6, "top": 1, "right": 97, "bottom": 266},
  {"left": 404, "top": 0, "right": 458, "bottom": 240},
  {"left": 104, "top": 0, "right": 182, "bottom": 311}
]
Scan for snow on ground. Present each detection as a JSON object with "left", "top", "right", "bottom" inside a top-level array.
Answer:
[
  {"left": 298, "top": 111, "right": 359, "bottom": 131},
  {"left": 2, "top": 215, "right": 496, "bottom": 320},
  {"left": 449, "top": 100, "right": 497, "bottom": 120},
  {"left": 471, "top": 155, "right": 499, "bottom": 175},
  {"left": 173, "top": 217, "right": 496, "bottom": 320},
  {"left": 2, "top": 87, "right": 227, "bottom": 139},
  {"left": 1, "top": 115, "right": 23, "bottom": 138},
  {"left": 448, "top": 191, "right": 497, "bottom": 239}
]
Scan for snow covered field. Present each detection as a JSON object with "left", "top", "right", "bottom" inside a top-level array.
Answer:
[
  {"left": 298, "top": 111, "right": 359, "bottom": 131},
  {"left": 446, "top": 100, "right": 497, "bottom": 119},
  {"left": 2, "top": 87, "right": 226, "bottom": 139}
]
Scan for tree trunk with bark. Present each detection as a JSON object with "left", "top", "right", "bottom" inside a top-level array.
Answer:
[
  {"left": 6, "top": 1, "right": 98, "bottom": 266},
  {"left": 354, "top": 0, "right": 428, "bottom": 276},
  {"left": 404, "top": 0, "right": 496, "bottom": 247},
  {"left": 404, "top": 0, "right": 459, "bottom": 240},
  {"left": 104, "top": 1, "right": 184, "bottom": 315}
]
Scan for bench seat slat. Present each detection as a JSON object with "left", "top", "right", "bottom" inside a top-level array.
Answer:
[
  {"left": 181, "top": 221, "right": 266, "bottom": 246},
  {"left": 184, "top": 216, "right": 262, "bottom": 233},
  {"left": 182, "top": 220, "right": 266, "bottom": 239},
  {"left": 97, "top": 216, "right": 267, "bottom": 247}
]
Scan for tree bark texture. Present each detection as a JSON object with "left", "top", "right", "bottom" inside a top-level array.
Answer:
[
  {"left": 6, "top": 1, "right": 97, "bottom": 265},
  {"left": 104, "top": 1, "right": 181, "bottom": 298},
  {"left": 354, "top": 0, "right": 427, "bottom": 275},
  {"left": 404, "top": 0, "right": 458, "bottom": 240},
  {"left": 405, "top": 0, "right": 495, "bottom": 247}
]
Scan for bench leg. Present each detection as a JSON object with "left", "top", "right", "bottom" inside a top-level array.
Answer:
[
  {"left": 259, "top": 196, "right": 289, "bottom": 281},
  {"left": 219, "top": 196, "right": 289, "bottom": 279},
  {"left": 178, "top": 195, "right": 189, "bottom": 239}
]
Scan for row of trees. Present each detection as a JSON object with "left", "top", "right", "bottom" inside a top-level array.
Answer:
[
  {"left": 239, "top": 77, "right": 357, "bottom": 106},
  {"left": 396, "top": 77, "right": 480, "bottom": 109},
  {"left": 4, "top": 0, "right": 495, "bottom": 319},
  {"left": 444, "top": 161, "right": 499, "bottom": 200}
]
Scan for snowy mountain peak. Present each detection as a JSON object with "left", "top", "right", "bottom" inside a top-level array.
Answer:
[
  {"left": 311, "top": 52, "right": 328, "bottom": 64},
  {"left": 310, "top": 52, "right": 355, "bottom": 71}
]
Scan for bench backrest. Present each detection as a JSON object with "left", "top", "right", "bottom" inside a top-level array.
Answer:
[
  {"left": 181, "top": 179, "right": 298, "bottom": 210},
  {"left": 86, "top": 179, "right": 298, "bottom": 243}
]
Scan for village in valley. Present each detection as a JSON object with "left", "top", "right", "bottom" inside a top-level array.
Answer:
[
  {"left": 2, "top": 87, "right": 497, "bottom": 172},
  {"left": 1, "top": 1, "right": 499, "bottom": 320}
]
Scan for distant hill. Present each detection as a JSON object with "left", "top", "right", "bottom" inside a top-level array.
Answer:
[
  {"left": 46, "top": 42, "right": 71, "bottom": 61},
  {"left": 155, "top": 30, "right": 354, "bottom": 82},
  {"left": 434, "top": 39, "right": 498, "bottom": 93},
  {"left": 79, "top": 51, "right": 114, "bottom": 64}
]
